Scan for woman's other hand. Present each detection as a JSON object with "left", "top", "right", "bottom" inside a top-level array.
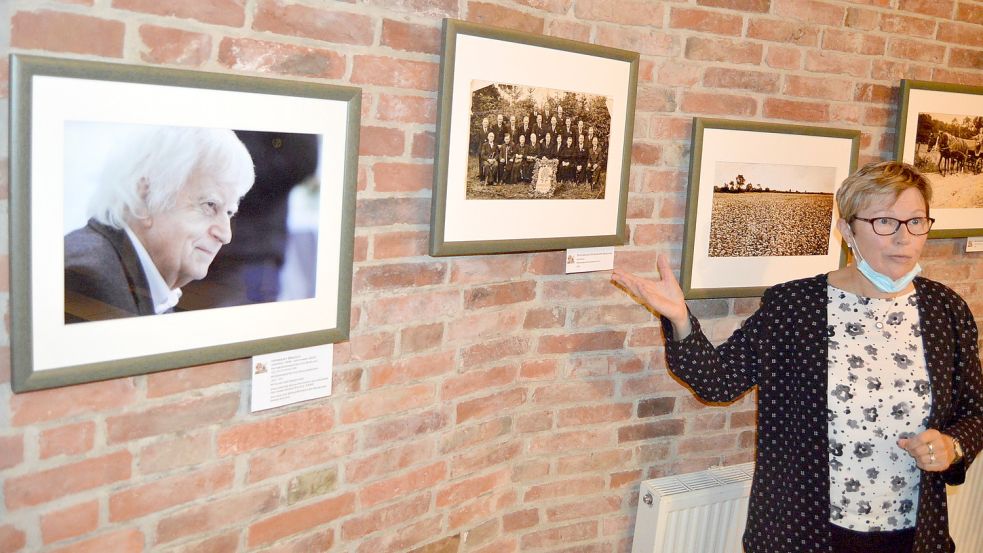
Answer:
[
  {"left": 611, "top": 254, "right": 691, "bottom": 339},
  {"left": 897, "top": 429, "right": 956, "bottom": 472}
]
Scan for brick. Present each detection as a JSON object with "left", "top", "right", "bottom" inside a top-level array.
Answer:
[
  {"left": 11, "top": 378, "right": 137, "bottom": 425},
  {"left": 570, "top": 305, "right": 653, "bottom": 327},
  {"left": 450, "top": 440, "right": 521, "bottom": 478},
  {"left": 286, "top": 468, "right": 338, "bottom": 505},
  {"left": 524, "top": 306, "right": 566, "bottom": 329},
  {"left": 529, "top": 429, "right": 611, "bottom": 454},
  {"left": 618, "top": 419, "right": 685, "bottom": 443},
  {"left": 504, "top": 509, "right": 539, "bottom": 532},
  {"left": 686, "top": 37, "right": 762, "bottom": 64},
  {"left": 461, "top": 336, "right": 530, "bottom": 366},
  {"left": 360, "top": 462, "right": 446, "bottom": 507},
  {"left": 772, "top": 0, "right": 845, "bottom": 25},
  {"left": 353, "top": 515, "right": 444, "bottom": 553},
  {"left": 109, "top": 463, "right": 233, "bottom": 522},
  {"left": 409, "top": 534, "right": 462, "bottom": 553},
  {"left": 348, "top": 440, "right": 437, "bottom": 483},
  {"left": 678, "top": 433, "right": 737, "bottom": 455},
  {"left": 400, "top": 323, "right": 443, "bottom": 353},
  {"left": 747, "top": 18, "right": 819, "bottom": 46},
  {"left": 575, "top": 0, "right": 664, "bottom": 26},
  {"left": 596, "top": 26, "right": 677, "bottom": 57},
  {"left": 468, "top": 2, "right": 545, "bottom": 34},
  {"left": 157, "top": 487, "right": 280, "bottom": 544},
  {"left": 762, "top": 98, "right": 829, "bottom": 122},
  {"left": 440, "top": 417, "right": 512, "bottom": 454},
  {"left": 382, "top": 19, "right": 441, "bottom": 54},
  {"left": 363, "top": 411, "right": 448, "bottom": 450},
  {"left": 557, "top": 451, "right": 631, "bottom": 476},
  {"left": 680, "top": 92, "right": 757, "bottom": 117},
  {"left": 372, "top": 162, "right": 434, "bottom": 192},
  {"left": 522, "top": 475, "right": 604, "bottom": 502},
  {"left": 899, "top": 0, "right": 954, "bottom": 18},
  {"left": 805, "top": 51, "right": 869, "bottom": 78},
  {"left": 436, "top": 468, "right": 510, "bottom": 507},
  {"left": 464, "top": 281, "right": 537, "bottom": 310},
  {"left": 366, "top": 290, "right": 458, "bottom": 326},
  {"left": 638, "top": 397, "right": 676, "bottom": 418},
  {"left": 457, "top": 388, "right": 527, "bottom": 422},
  {"left": 355, "top": 261, "right": 445, "bottom": 292},
  {"left": 248, "top": 432, "right": 356, "bottom": 483},
  {"left": 341, "top": 383, "right": 435, "bottom": 423},
  {"left": 368, "top": 0, "right": 459, "bottom": 17},
  {"left": 548, "top": 19, "right": 591, "bottom": 42},
  {"left": 146, "top": 360, "right": 242, "bottom": 397},
  {"left": 568, "top": 354, "right": 644, "bottom": 378},
  {"left": 520, "top": 359, "right": 558, "bottom": 380},
  {"left": 513, "top": 459, "right": 551, "bottom": 481},
  {"left": 548, "top": 496, "right": 621, "bottom": 522},
  {"left": 521, "top": 521, "right": 598, "bottom": 549},
  {"left": 703, "top": 68, "right": 780, "bottom": 94},
  {"left": 450, "top": 256, "right": 527, "bottom": 284},
  {"left": 631, "top": 143, "right": 662, "bottom": 165},
  {"left": 845, "top": 6, "right": 879, "bottom": 30},
  {"left": 538, "top": 331, "right": 626, "bottom": 353},
  {"left": 342, "top": 493, "right": 431, "bottom": 540},
  {"left": 766, "top": 45, "right": 802, "bottom": 70},
  {"left": 5, "top": 451, "right": 131, "bottom": 509},
  {"left": 448, "top": 310, "right": 523, "bottom": 343},
  {"left": 248, "top": 493, "right": 356, "bottom": 546},
  {"left": 12, "top": 10, "right": 124, "bottom": 57},
  {"left": 0, "top": 435, "right": 23, "bottom": 470},
  {"left": 356, "top": 197, "right": 431, "bottom": 227},
  {"left": 41, "top": 501, "right": 99, "bottom": 545},
  {"left": 956, "top": 1, "right": 983, "bottom": 24},
  {"left": 48, "top": 529, "right": 143, "bottom": 553},
  {"left": 107, "top": 393, "right": 238, "bottom": 443},
  {"left": 169, "top": 533, "right": 240, "bottom": 553},
  {"left": 879, "top": 13, "right": 935, "bottom": 37},
  {"left": 527, "top": 251, "right": 566, "bottom": 276},
  {"left": 670, "top": 7, "right": 742, "bottom": 35},
  {"left": 783, "top": 75, "right": 854, "bottom": 102},
  {"left": 353, "top": 56, "right": 439, "bottom": 91},
  {"left": 557, "top": 404, "right": 633, "bottom": 427},
  {"left": 516, "top": 410, "right": 554, "bottom": 433},
  {"left": 113, "top": 0, "right": 244, "bottom": 25},
  {"left": 253, "top": 0, "right": 373, "bottom": 44},
  {"left": 139, "top": 25, "right": 211, "bottom": 67},
  {"left": 377, "top": 94, "right": 437, "bottom": 124},
  {"left": 0, "top": 525, "right": 25, "bottom": 552},
  {"left": 359, "top": 126, "right": 406, "bottom": 157},
  {"left": 368, "top": 351, "right": 456, "bottom": 388},
  {"left": 442, "top": 364, "right": 517, "bottom": 400},
  {"left": 950, "top": 48, "right": 983, "bottom": 70},
  {"left": 218, "top": 406, "right": 333, "bottom": 455},
  {"left": 373, "top": 230, "right": 429, "bottom": 259},
  {"left": 697, "top": 0, "right": 770, "bottom": 11},
  {"left": 888, "top": 38, "right": 945, "bottom": 63},
  {"left": 349, "top": 332, "right": 396, "bottom": 362},
  {"left": 39, "top": 422, "right": 95, "bottom": 459},
  {"left": 218, "top": 38, "right": 346, "bottom": 79},
  {"left": 411, "top": 131, "right": 436, "bottom": 159},
  {"left": 139, "top": 432, "right": 211, "bottom": 474}
]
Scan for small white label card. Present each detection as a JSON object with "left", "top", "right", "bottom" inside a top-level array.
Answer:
[
  {"left": 966, "top": 237, "right": 983, "bottom": 253},
  {"left": 565, "top": 246, "right": 615, "bottom": 274},
  {"left": 250, "top": 344, "right": 333, "bottom": 412}
]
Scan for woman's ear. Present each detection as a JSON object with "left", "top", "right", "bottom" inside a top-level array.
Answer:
[{"left": 836, "top": 218, "right": 853, "bottom": 248}]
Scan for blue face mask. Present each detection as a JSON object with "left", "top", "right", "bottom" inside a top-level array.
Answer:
[{"left": 850, "top": 239, "right": 921, "bottom": 293}]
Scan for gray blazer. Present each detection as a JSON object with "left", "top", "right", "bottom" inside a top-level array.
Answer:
[{"left": 64, "top": 219, "right": 154, "bottom": 323}]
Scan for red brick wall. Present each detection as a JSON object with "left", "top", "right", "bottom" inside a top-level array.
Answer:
[{"left": 1, "top": 1, "right": 981, "bottom": 552}]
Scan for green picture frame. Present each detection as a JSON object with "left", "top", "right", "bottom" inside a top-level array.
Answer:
[
  {"left": 9, "top": 54, "right": 361, "bottom": 392},
  {"left": 682, "top": 118, "right": 859, "bottom": 299},
  {"left": 429, "top": 19, "right": 639, "bottom": 256},
  {"left": 894, "top": 79, "right": 983, "bottom": 238}
]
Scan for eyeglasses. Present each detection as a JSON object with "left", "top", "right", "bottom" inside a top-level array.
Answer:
[{"left": 852, "top": 216, "right": 935, "bottom": 236}]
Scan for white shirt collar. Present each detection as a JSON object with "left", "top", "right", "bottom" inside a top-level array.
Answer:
[{"left": 122, "top": 224, "right": 182, "bottom": 314}]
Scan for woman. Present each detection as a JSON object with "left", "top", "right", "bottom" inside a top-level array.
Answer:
[{"left": 612, "top": 161, "right": 981, "bottom": 553}]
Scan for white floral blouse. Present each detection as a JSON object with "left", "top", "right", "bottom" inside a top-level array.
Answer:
[{"left": 826, "top": 285, "right": 929, "bottom": 531}]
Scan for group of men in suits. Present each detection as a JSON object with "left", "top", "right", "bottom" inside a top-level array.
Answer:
[{"left": 472, "top": 107, "right": 608, "bottom": 190}]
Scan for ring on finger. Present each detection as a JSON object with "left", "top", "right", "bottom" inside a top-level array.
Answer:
[{"left": 928, "top": 443, "right": 934, "bottom": 455}]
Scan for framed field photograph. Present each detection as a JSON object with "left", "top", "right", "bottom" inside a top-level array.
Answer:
[
  {"left": 895, "top": 79, "right": 983, "bottom": 237},
  {"left": 9, "top": 55, "right": 360, "bottom": 392},
  {"left": 429, "top": 19, "right": 639, "bottom": 256},
  {"left": 681, "top": 118, "right": 860, "bottom": 299}
]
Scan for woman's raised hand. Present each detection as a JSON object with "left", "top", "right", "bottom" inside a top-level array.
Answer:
[{"left": 611, "top": 254, "right": 691, "bottom": 339}]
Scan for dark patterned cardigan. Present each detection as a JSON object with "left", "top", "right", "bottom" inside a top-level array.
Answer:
[{"left": 663, "top": 275, "right": 982, "bottom": 553}]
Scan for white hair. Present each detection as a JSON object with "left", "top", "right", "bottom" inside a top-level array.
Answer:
[{"left": 89, "top": 126, "right": 255, "bottom": 228}]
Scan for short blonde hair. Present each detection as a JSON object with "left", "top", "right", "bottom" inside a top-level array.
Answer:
[{"left": 835, "top": 161, "right": 932, "bottom": 222}]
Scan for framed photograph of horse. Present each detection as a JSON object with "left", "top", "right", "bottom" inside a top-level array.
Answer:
[
  {"left": 9, "top": 55, "right": 361, "bottom": 392},
  {"left": 429, "top": 19, "right": 639, "bottom": 256},
  {"left": 895, "top": 79, "right": 983, "bottom": 238},
  {"left": 681, "top": 118, "right": 860, "bottom": 299}
]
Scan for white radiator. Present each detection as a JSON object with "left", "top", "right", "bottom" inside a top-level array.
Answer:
[
  {"left": 631, "top": 459, "right": 982, "bottom": 553},
  {"left": 948, "top": 458, "right": 983, "bottom": 552},
  {"left": 631, "top": 462, "right": 754, "bottom": 553}
]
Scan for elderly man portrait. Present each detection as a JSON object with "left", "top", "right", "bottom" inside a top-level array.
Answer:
[{"left": 64, "top": 126, "right": 255, "bottom": 323}]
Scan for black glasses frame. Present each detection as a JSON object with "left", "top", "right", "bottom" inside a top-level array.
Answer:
[{"left": 852, "top": 216, "right": 936, "bottom": 236}]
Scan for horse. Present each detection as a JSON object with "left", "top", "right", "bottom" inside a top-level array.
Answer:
[{"left": 931, "top": 132, "right": 973, "bottom": 177}]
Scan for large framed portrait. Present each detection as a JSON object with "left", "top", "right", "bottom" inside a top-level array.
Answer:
[
  {"left": 9, "top": 55, "right": 360, "bottom": 392},
  {"left": 895, "top": 79, "right": 983, "bottom": 238},
  {"left": 681, "top": 118, "right": 860, "bottom": 299},
  {"left": 429, "top": 19, "right": 639, "bottom": 256}
]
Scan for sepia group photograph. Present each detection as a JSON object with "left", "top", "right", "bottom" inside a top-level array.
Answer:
[{"left": 909, "top": 111, "right": 982, "bottom": 209}]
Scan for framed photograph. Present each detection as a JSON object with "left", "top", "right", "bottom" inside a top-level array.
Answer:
[
  {"left": 681, "top": 118, "right": 860, "bottom": 299},
  {"left": 9, "top": 54, "right": 360, "bottom": 392},
  {"left": 429, "top": 19, "right": 639, "bottom": 256},
  {"left": 895, "top": 79, "right": 983, "bottom": 238}
]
